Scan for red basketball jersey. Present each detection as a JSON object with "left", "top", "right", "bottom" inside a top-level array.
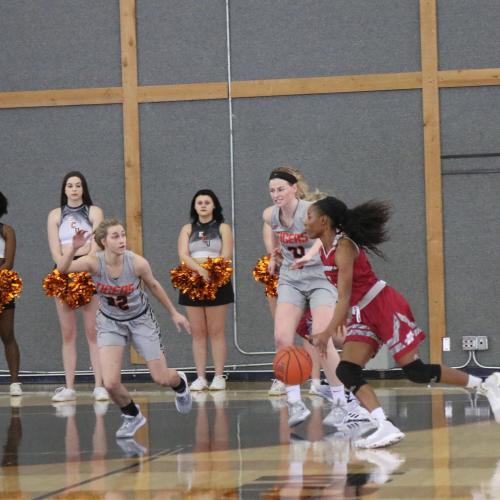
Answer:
[{"left": 319, "top": 232, "right": 378, "bottom": 306}]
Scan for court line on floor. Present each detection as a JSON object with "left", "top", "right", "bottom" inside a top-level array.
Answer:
[{"left": 33, "top": 445, "right": 185, "bottom": 500}]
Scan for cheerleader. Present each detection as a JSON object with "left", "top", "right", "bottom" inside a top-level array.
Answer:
[
  {"left": 47, "top": 172, "right": 107, "bottom": 402},
  {"left": 306, "top": 196, "right": 500, "bottom": 448},
  {"left": 56, "top": 219, "right": 192, "bottom": 438},
  {"left": 0, "top": 193, "right": 22, "bottom": 396},
  {"left": 263, "top": 167, "right": 352, "bottom": 427},
  {"left": 177, "top": 190, "right": 234, "bottom": 391}
]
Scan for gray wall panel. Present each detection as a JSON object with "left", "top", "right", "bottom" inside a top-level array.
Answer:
[
  {"left": 137, "top": 0, "right": 228, "bottom": 85},
  {"left": 443, "top": 170, "right": 500, "bottom": 367},
  {"left": 0, "top": 0, "right": 121, "bottom": 92},
  {"left": 440, "top": 87, "right": 500, "bottom": 156},
  {"left": 230, "top": 0, "right": 421, "bottom": 80},
  {"left": 232, "top": 91, "right": 428, "bottom": 366},
  {"left": 0, "top": 105, "right": 124, "bottom": 372},
  {"left": 140, "top": 101, "right": 233, "bottom": 368},
  {"left": 438, "top": 0, "right": 500, "bottom": 70}
]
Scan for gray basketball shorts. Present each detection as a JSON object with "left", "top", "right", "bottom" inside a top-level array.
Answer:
[
  {"left": 277, "top": 265, "right": 337, "bottom": 309},
  {"left": 96, "top": 308, "right": 165, "bottom": 361}
]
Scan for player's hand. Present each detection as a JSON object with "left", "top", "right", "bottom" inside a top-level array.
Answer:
[
  {"left": 172, "top": 312, "right": 191, "bottom": 334},
  {"left": 72, "top": 229, "right": 91, "bottom": 251},
  {"left": 310, "top": 330, "right": 331, "bottom": 355},
  {"left": 332, "top": 325, "right": 347, "bottom": 347},
  {"left": 198, "top": 268, "right": 211, "bottom": 282},
  {"left": 289, "top": 254, "right": 311, "bottom": 270}
]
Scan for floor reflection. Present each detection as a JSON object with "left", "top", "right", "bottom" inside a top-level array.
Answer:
[{"left": 0, "top": 385, "right": 499, "bottom": 498}]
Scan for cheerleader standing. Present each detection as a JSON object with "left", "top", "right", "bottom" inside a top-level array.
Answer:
[
  {"left": 0, "top": 193, "right": 22, "bottom": 396},
  {"left": 177, "top": 190, "right": 234, "bottom": 391},
  {"left": 47, "top": 172, "right": 108, "bottom": 402}
]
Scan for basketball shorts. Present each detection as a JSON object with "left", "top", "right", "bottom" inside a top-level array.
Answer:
[
  {"left": 278, "top": 266, "right": 337, "bottom": 309},
  {"left": 345, "top": 285, "right": 426, "bottom": 361},
  {"left": 96, "top": 307, "right": 165, "bottom": 361}
]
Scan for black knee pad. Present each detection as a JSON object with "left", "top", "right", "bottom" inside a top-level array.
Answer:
[
  {"left": 402, "top": 359, "right": 441, "bottom": 383},
  {"left": 336, "top": 361, "right": 367, "bottom": 394}
]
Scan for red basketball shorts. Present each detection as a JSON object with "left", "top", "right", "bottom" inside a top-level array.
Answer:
[{"left": 346, "top": 285, "right": 426, "bottom": 361}]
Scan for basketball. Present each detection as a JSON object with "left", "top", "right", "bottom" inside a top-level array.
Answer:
[{"left": 273, "top": 346, "right": 313, "bottom": 385}]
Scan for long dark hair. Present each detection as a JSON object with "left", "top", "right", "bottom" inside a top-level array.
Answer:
[
  {"left": 0, "top": 192, "right": 7, "bottom": 218},
  {"left": 190, "top": 189, "right": 224, "bottom": 224},
  {"left": 313, "top": 196, "right": 391, "bottom": 257},
  {"left": 60, "top": 171, "right": 93, "bottom": 207}
]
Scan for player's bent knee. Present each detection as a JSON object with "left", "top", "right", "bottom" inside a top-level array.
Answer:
[
  {"left": 402, "top": 359, "right": 441, "bottom": 383},
  {"left": 336, "top": 360, "right": 367, "bottom": 394}
]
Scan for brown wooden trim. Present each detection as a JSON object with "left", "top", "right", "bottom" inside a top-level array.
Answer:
[
  {"left": 420, "top": 0, "right": 446, "bottom": 364},
  {"left": 232, "top": 72, "right": 422, "bottom": 98},
  {"left": 0, "top": 87, "right": 122, "bottom": 109},
  {"left": 120, "top": 0, "right": 144, "bottom": 365},
  {"left": 120, "top": 0, "right": 142, "bottom": 256},
  {"left": 3, "top": 68, "right": 500, "bottom": 110},
  {"left": 439, "top": 68, "right": 500, "bottom": 88},
  {"left": 138, "top": 82, "right": 228, "bottom": 103}
]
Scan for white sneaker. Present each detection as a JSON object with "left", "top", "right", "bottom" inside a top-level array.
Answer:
[
  {"left": 209, "top": 375, "right": 226, "bottom": 391},
  {"left": 190, "top": 376, "right": 208, "bottom": 391},
  {"left": 268, "top": 379, "right": 286, "bottom": 396},
  {"left": 309, "top": 381, "right": 333, "bottom": 401},
  {"left": 287, "top": 400, "right": 311, "bottom": 427},
  {"left": 9, "top": 383, "right": 22, "bottom": 396},
  {"left": 478, "top": 372, "right": 500, "bottom": 422},
  {"left": 332, "top": 420, "right": 378, "bottom": 441},
  {"left": 116, "top": 405, "right": 147, "bottom": 438},
  {"left": 175, "top": 371, "right": 193, "bottom": 414},
  {"left": 52, "top": 387, "right": 76, "bottom": 402},
  {"left": 323, "top": 400, "right": 371, "bottom": 427},
  {"left": 93, "top": 387, "right": 109, "bottom": 401},
  {"left": 115, "top": 438, "right": 148, "bottom": 458},
  {"left": 353, "top": 420, "right": 405, "bottom": 449}
]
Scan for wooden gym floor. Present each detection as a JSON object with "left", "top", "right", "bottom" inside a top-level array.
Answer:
[{"left": 0, "top": 381, "right": 499, "bottom": 499}]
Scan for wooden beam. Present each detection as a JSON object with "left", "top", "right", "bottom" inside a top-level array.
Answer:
[
  {"left": 420, "top": 0, "right": 446, "bottom": 364},
  {"left": 0, "top": 87, "right": 122, "bottom": 109},
  {"left": 439, "top": 68, "right": 500, "bottom": 88},
  {"left": 120, "top": 0, "right": 144, "bottom": 365},
  {"left": 138, "top": 82, "right": 228, "bottom": 103},
  {"left": 3, "top": 67, "right": 500, "bottom": 111},
  {"left": 119, "top": 0, "right": 142, "bottom": 255},
  {"left": 232, "top": 72, "right": 422, "bottom": 98}
]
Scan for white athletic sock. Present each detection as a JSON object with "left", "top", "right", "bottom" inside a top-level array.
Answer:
[
  {"left": 286, "top": 385, "right": 301, "bottom": 404},
  {"left": 330, "top": 384, "right": 347, "bottom": 405},
  {"left": 370, "top": 407, "right": 387, "bottom": 422},
  {"left": 466, "top": 375, "right": 482, "bottom": 389}
]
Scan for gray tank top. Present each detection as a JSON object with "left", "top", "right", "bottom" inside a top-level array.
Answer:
[
  {"left": 270, "top": 199, "right": 321, "bottom": 268},
  {"left": 59, "top": 204, "right": 93, "bottom": 245},
  {"left": 188, "top": 220, "right": 223, "bottom": 258},
  {"left": 92, "top": 250, "right": 149, "bottom": 321}
]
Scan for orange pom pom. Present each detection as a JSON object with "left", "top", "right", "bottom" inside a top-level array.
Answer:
[
  {"left": 0, "top": 270, "right": 23, "bottom": 313},
  {"left": 252, "top": 255, "right": 278, "bottom": 297},
  {"left": 43, "top": 270, "right": 95, "bottom": 309},
  {"left": 202, "top": 257, "right": 233, "bottom": 289}
]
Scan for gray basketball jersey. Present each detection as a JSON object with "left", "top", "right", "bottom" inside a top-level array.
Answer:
[
  {"left": 270, "top": 199, "right": 321, "bottom": 268},
  {"left": 92, "top": 250, "right": 149, "bottom": 321}
]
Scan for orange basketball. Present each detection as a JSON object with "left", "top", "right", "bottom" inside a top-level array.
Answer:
[{"left": 273, "top": 346, "right": 312, "bottom": 385}]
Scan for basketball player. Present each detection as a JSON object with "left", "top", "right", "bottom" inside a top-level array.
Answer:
[
  {"left": 55, "top": 219, "right": 192, "bottom": 439},
  {"left": 263, "top": 167, "right": 355, "bottom": 427},
  {"left": 263, "top": 168, "right": 327, "bottom": 398},
  {"left": 305, "top": 196, "right": 500, "bottom": 448},
  {"left": 47, "top": 171, "right": 108, "bottom": 402}
]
